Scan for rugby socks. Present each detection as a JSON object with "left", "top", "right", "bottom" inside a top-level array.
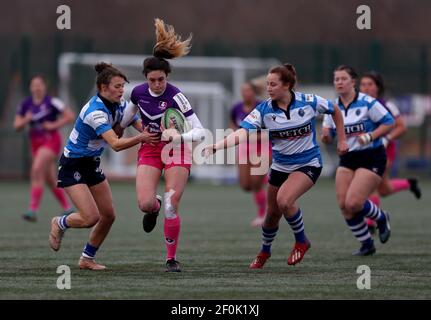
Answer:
[
  {"left": 261, "top": 226, "right": 278, "bottom": 253},
  {"left": 164, "top": 215, "right": 181, "bottom": 260},
  {"left": 253, "top": 189, "right": 266, "bottom": 218},
  {"left": 345, "top": 214, "right": 373, "bottom": 248},
  {"left": 285, "top": 209, "right": 308, "bottom": 243},
  {"left": 390, "top": 179, "right": 410, "bottom": 193},
  {"left": 361, "top": 200, "right": 385, "bottom": 223},
  {"left": 29, "top": 186, "right": 43, "bottom": 212},
  {"left": 51, "top": 187, "right": 71, "bottom": 211},
  {"left": 82, "top": 242, "right": 98, "bottom": 259},
  {"left": 57, "top": 215, "right": 70, "bottom": 231},
  {"left": 366, "top": 195, "right": 380, "bottom": 227}
]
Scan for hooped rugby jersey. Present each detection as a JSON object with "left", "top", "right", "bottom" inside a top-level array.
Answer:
[
  {"left": 63, "top": 94, "right": 131, "bottom": 158},
  {"left": 240, "top": 91, "right": 334, "bottom": 172},
  {"left": 322, "top": 92, "right": 394, "bottom": 152}
]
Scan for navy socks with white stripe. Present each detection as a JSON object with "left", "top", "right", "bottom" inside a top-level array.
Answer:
[
  {"left": 259, "top": 208, "right": 308, "bottom": 254},
  {"left": 57, "top": 215, "right": 69, "bottom": 230},
  {"left": 285, "top": 209, "right": 308, "bottom": 243},
  {"left": 261, "top": 226, "right": 278, "bottom": 253},
  {"left": 346, "top": 200, "right": 386, "bottom": 247},
  {"left": 82, "top": 243, "right": 99, "bottom": 259}
]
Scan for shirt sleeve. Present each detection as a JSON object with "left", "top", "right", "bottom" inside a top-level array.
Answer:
[
  {"left": 369, "top": 100, "right": 395, "bottom": 126},
  {"left": 322, "top": 114, "right": 337, "bottom": 137},
  {"left": 173, "top": 92, "right": 194, "bottom": 117},
  {"left": 51, "top": 97, "right": 66, "bottom": 112},
  {"left": 314, "top": 95, "right": 334, "bottom": 115},
  {"left": 240, "top": 104, "right": 263, "bottom": 130},
  {"left": 83, "top": 109, "right": 112, "bottom": 136},
  {"left": 385, "top": 101, "right": 401, "bottom": 118}
]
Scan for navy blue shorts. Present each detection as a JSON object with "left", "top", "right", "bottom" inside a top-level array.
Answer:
[
  {"left": 57, "top": 154, "right": 106, "bottom": 188},
  {"left": 339, "top": 146, "right": 387, "bottom": 177},
  {"left": 269, "top": 166, "right": 322, "bottom": 187}
]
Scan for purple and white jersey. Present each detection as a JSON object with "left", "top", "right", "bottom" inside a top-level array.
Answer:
[
  {"left": 378, "top": 98, "right": 401, "bottom": 119},
  {"left": 230, "top": 101, "right": 260, "bottom": 128},
  {"left": 130, "top": 83, "right": 194, "bottom": 134},
  {"left": 16, "top": 96, "right": 65, "bottom": 139}
]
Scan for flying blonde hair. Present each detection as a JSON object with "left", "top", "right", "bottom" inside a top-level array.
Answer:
[{"left": 153, "top": 18, "right": 192, "bottom": 59}]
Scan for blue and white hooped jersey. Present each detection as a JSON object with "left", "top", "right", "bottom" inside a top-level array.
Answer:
[
  {"left": 240, "top": 91, "right": 334, "bottom": 173},
  {"left": 322, "top": 92, "right": 394, "bottom": 152},
  {"left": 63, "top": 95, "right": 129, "bottom": 158}
]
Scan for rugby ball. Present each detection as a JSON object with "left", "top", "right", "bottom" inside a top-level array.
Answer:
[{"left": 162, "top": 108, "right": 190, "bottom": 133}]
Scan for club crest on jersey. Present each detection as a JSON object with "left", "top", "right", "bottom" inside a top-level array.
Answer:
[
  {"left": 159, "top": 101, "right": 168, "bottom": 110},
  {"left": 298, "top": 108, "right": 305, "bottom": 117},
  {"left": 271, "top": 115, "right": 277, "bottom": 121},
  {"left": 356, "top": 109, "right": 361, "bottom": 116}
]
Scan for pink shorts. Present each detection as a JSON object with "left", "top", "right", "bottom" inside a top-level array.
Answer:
[
  {"left": 30, "top": 130, "right": 62, "bottom": 157},
  {"left": 386, "top": 141, "right": 396, "bottom": 163},
  {"left": 137, "top": 142, "right": 192, "bottom": 171}
]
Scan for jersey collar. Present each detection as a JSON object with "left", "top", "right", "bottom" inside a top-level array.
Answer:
[
  {"left": 338, "top": 91, "right": 359, "bottom": 116},
  {"left": 97, "top": 93, "right": 118, "bottom": 118},
  {"left": 271, "top": 90, "right": 295, "bottom": 120}
]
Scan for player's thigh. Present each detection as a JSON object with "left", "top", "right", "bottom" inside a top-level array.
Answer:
[
  {"left": 345, "top": 168, "right": 382, "bottom": 207},
  {"left": 32, "top": 147, "right": 56, "bottom": 173},
  {"left": 64, "top": 184, "right": 99, "bottom": 221},
  {"left": 277, "top": 171, "right": 314, "bottom": 208},
  {"left": 335, "top": 167, "right": 355, "bottom": 209},
  {"left": 136, "top": 165, "right": 162, "bottom": 202},
  {"left": 89, "top": 179, "right": 115, "bottom": 219},
  {"left": 45, "top": 162, "right": 59, "bottom": 187}
]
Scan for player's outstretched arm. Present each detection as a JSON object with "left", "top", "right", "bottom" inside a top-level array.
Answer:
[
  {"left": 102, "top": 126, "right": 159, "bottom": 152},
  {"left": 204, "top": 128, "right": 248, "bottom": 157}
]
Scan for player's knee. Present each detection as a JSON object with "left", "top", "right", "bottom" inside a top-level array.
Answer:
[
  {"left": 100, "top": 209, "right": 116, "bottom": 224},
  {"left": 84, "top": 214, "right": 100, "bottom": 228},
  {"left": 30, "top": 166, "right": 43, "bottom": 180},
  {"left": 138, "top": 199, "right": 155, "bottom": 213},
  {"left": 276, "top": 197, "right": 294, "bottom": 213},
  {"left": 265, "top": 211, "right": 281, "bottom": 225},
  {"left": 344, "top": 199, "right": 363, "bottom": 214}
]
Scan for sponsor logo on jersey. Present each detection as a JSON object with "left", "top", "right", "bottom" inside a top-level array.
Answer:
[
  {"left": 344, "top": 122, "right": 365, "bottom": 136},
  {"left": 270, "top": 122, "right": 312, "bottom": 140}
]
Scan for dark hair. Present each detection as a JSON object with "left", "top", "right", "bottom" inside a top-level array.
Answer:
[
  {"left": 268, "top": 63, "right": 297, "bottom": 88},
  {"left": 29, "top": 74, "right": 47, "bottom": 86},
  {"left": 143, "top": 57, "right": 171, "bottom": 76},
  {"left": 334, "top": 65, "right": 358, "bottom": 80},
  {"left": 94, "top": 62, "right": 129, "bottom": 90},
  {"left": 361, "top": 71, "right": 385, "bottom": 98},
  {"left": 143, "top": 18, "right": 192, "bottom": 76}
]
